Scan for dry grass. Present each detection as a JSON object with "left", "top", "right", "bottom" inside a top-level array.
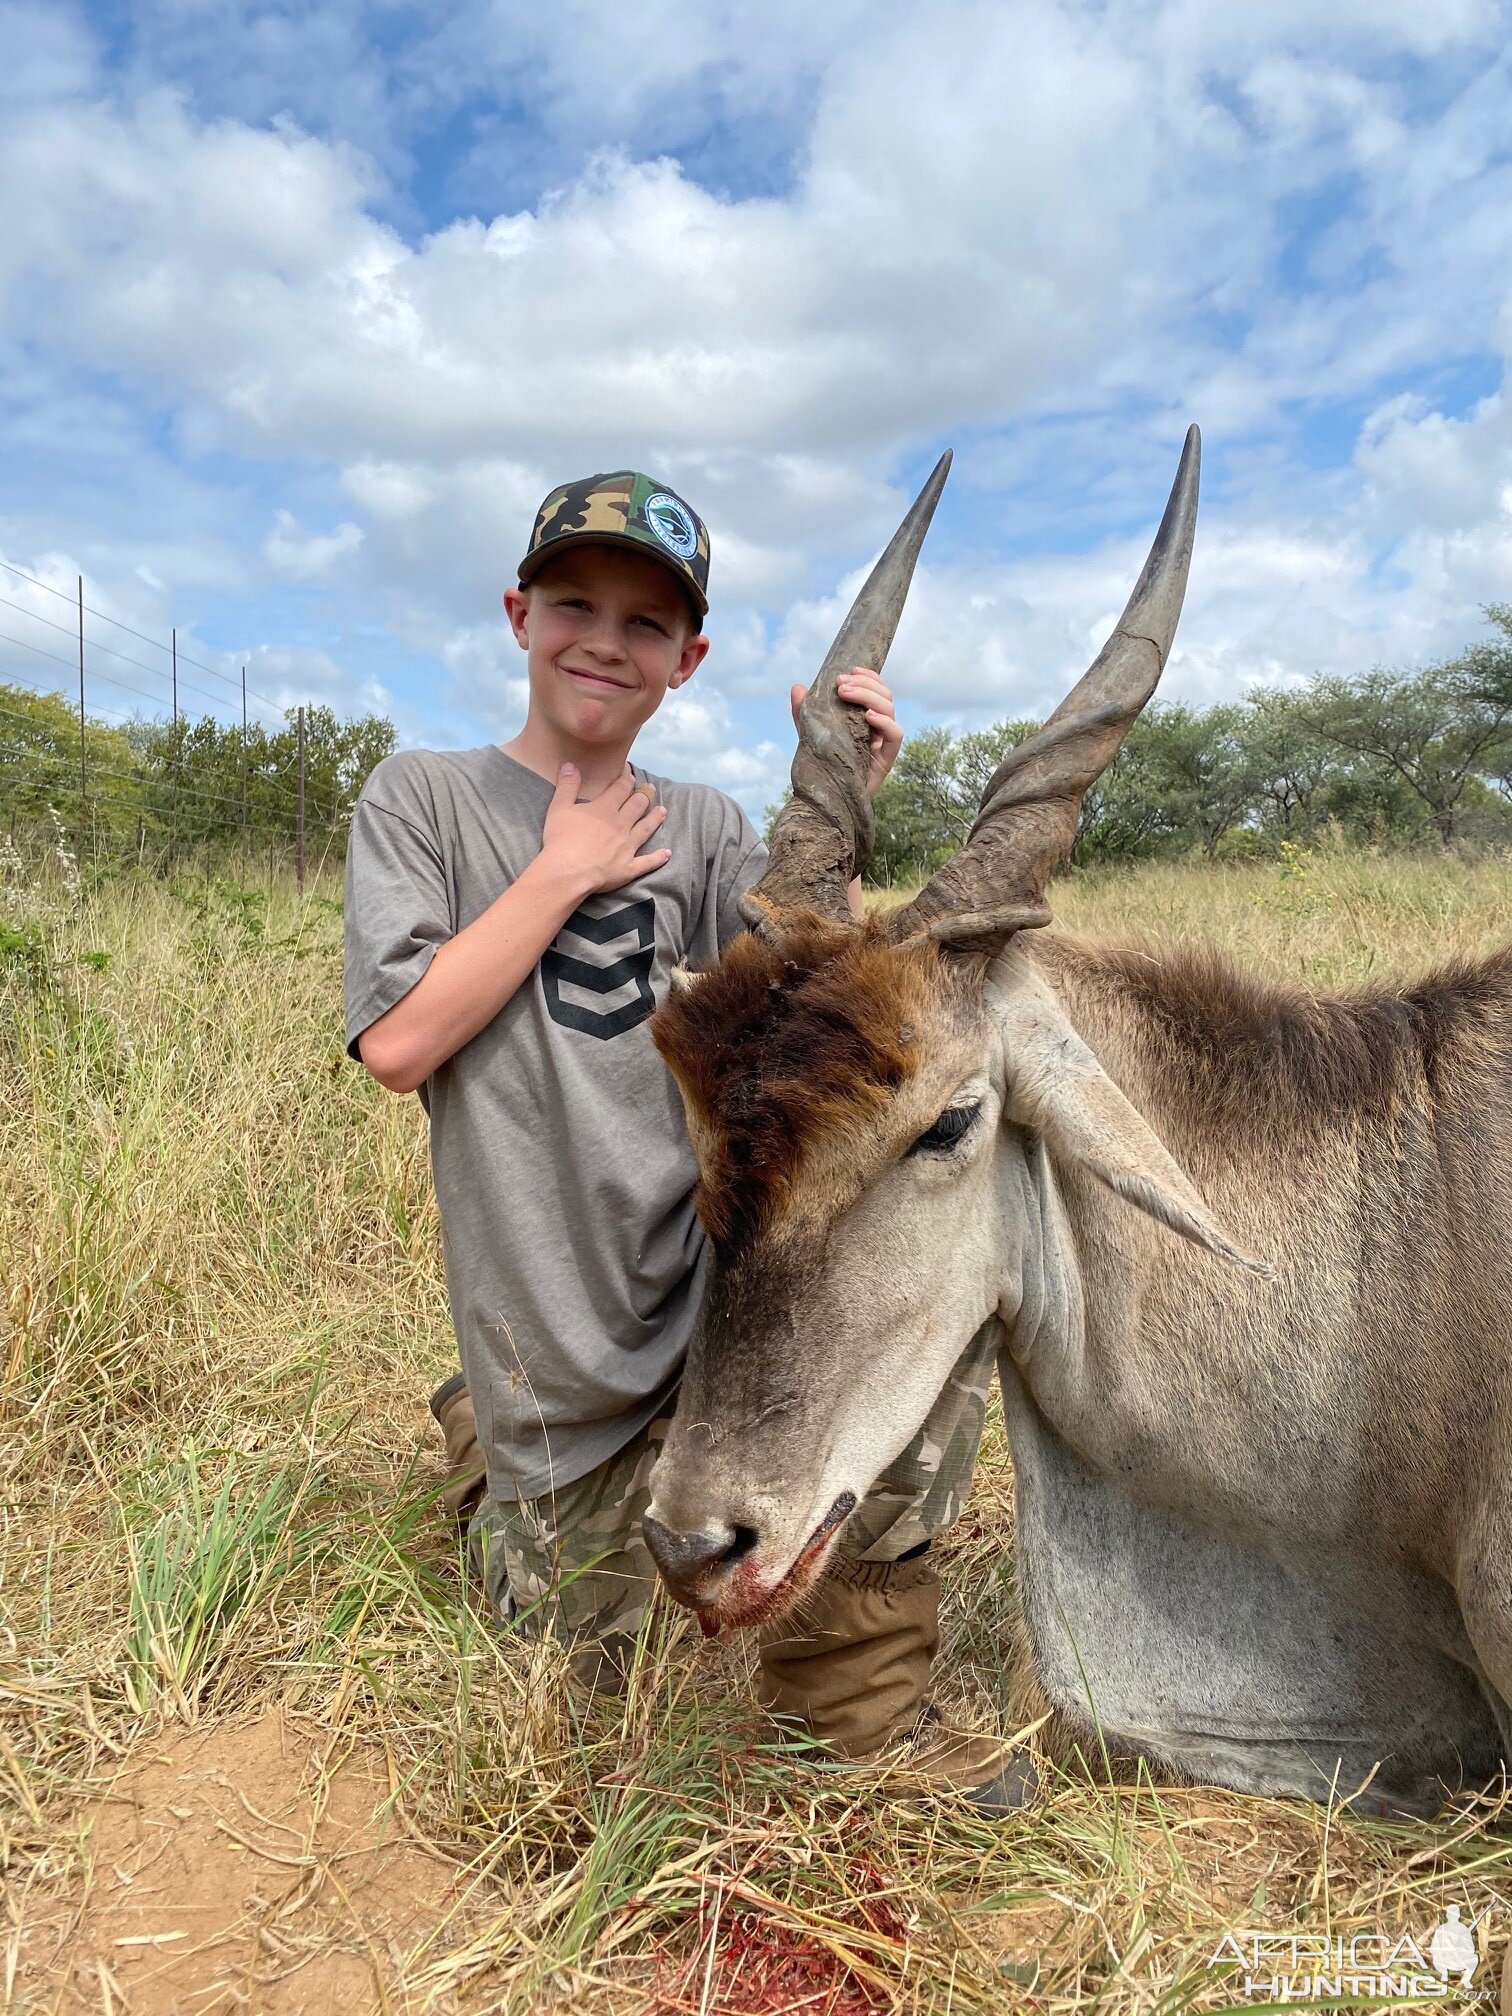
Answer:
[{"left": 4, "top": 842, "right": 1512, "bottom": 2013}]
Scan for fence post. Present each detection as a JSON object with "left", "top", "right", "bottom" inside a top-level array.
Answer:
[
  {"left": 169, "top": 625, "right": 179, "bottom": 861},
  {"left": 241, "top": 664, "right": 248, "bottom": 874},
  {"left": 296, "top": 704, "right": 306, "bottom": 895},
  {"left": 76, "top": 575, "right": 86, "bottom": 833}
]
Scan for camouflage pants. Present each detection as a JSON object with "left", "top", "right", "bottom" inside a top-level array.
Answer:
[{"left": 468, "top": 1317, "right": 1003, "bottom": 1666}]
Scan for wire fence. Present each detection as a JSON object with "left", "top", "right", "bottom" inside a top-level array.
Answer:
[{"left": 0, "top": 555, "right": 389, "bottom": 889}]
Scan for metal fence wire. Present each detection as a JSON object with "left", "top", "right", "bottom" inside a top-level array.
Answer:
[{"left": 0, "top": 555, "right": 366, "bottom": 888}]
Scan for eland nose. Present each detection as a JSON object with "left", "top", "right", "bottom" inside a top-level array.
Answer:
[{"left": 642, "top": 1514, "right": 757, "bottom": 1604}]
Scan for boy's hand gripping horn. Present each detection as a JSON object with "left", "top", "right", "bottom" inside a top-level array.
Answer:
[{"left": 739, "top": 451, "right": 952, "bottom": 938}]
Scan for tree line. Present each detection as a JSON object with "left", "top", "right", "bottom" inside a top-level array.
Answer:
[
  {"left": 867, "top": 605, "right": 1512, "bottom": 882},
  {"left": 7, "top": 603, "right": 1512, "bottom": 880},
  {"left": 0, "top": 685, "right": 395, "bottom": 863}
]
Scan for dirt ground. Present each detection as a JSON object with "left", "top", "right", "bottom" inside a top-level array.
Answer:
[
  {"left": 12, "top": 1705, "right": 473, "bottom": 2016},
  {"left": 17, "top": 1700, "right": 1512, "bottom": 2015}
]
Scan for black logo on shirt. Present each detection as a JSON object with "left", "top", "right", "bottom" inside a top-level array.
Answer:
[{"left": 542, "top": 899, "right": 656, "bottom": 1040}]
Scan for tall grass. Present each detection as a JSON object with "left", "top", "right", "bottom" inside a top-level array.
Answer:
[
  {"left": 4, "top": 845, "right": 1512, "bottom": 2010},
  {"left": 119, "top": 1450, "right": 317, "bottom": 1716}
]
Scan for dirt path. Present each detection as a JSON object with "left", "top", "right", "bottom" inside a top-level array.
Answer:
[{"left": 14, "top": 1703, "right": 473, "bottom": 2015}]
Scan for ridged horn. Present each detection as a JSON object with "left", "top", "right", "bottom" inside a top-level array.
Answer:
[
  {"left": 740, "top": 450, "right": 952, "bottom": 937},
  {"left": 884, "top": 425, "right": 1200, "bottom": 949}
]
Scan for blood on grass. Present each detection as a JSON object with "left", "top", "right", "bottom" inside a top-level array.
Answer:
[{"left": 648, "top": 1861, "right": 909, "bottom": 2016}]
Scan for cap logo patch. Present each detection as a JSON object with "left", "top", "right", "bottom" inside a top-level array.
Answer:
[{"left": 645, "top": 492, "right": 699, "bottom": 560}]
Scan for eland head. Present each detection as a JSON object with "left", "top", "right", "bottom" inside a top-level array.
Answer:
[{"left": 643, "top": 428, "right": 1259, "bottom": 1629}]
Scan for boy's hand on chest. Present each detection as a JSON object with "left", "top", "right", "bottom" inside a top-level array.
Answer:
[{"left": 540, "top": 764, "right": 672, "bottom": 900}]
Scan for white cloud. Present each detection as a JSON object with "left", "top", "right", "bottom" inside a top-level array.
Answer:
[
  {"left": 243, "top": 642, "right": 397, "bottom": 724},
  {"left": 431, "top": 617, "right": 525, "bottom": 737},
  {"left": 0, "top": 6, "right": 1240, "bottom": 478},
  {"left": 631, "top": 682, "right": 784, "bottom": 804},
  {"left": 0, "top": 1, "right": 96, "bottom": 107},
  {"left": 262, "top": 510, "right": 364, "bottom": 582},
  {"left": 92, "top": 0, "right": 868, "bottom": 208},
  {"left": 752, "top": 448, "right": 1510, "bottom": 748}
]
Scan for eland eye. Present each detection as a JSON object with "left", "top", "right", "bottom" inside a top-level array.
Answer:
[{"left": 906, "top": 1102, "right": 980, "bottom": 1157}]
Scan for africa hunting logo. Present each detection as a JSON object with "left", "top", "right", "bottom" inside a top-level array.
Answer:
[
  {"left": 1207, "top": 1904, "right": 1496, "bottom": 2003},
  {"left": 644, "top": 492, "right": 698, "bottom": 559}
]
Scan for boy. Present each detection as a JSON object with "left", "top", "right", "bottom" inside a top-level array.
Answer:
[{"left": 344, "top": 472, "right": 1027, "bottom": 1810}]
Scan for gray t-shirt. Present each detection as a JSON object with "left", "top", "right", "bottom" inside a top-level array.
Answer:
[{"left": 344, "top": 745, "right": 765, "bottom": 1501}]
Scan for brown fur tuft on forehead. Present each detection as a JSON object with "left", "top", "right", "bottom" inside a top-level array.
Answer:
[{"left": 651, "top": 916, "right": 964, "bottom": 1255}]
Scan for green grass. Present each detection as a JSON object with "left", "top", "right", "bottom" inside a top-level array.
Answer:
[{"left": 4, "top": 843, "right": 1512, "bottom": 2010}]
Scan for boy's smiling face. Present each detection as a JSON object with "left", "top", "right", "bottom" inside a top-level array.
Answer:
[{"left": 504, "top": 544, "right": 709, "bottom": 750}]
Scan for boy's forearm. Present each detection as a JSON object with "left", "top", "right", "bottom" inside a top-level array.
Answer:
[
  {"left": 363, "top": 856, "right": 866, "bottom": 1090},
  {"left": 358, "top": 854, "right": 589, "bottom": 1093}
]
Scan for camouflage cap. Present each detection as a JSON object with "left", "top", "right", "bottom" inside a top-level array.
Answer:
[{"left": 518, "top": 471, "right": 710, "bottom": 621}]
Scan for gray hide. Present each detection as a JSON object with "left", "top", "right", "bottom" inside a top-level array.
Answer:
[
  {"left": 1006, "top": 1373, "right": 1501, "bottom": 1811},
  {"left": 992, "top": 942, "right": 1506, "bottom": 1816}
]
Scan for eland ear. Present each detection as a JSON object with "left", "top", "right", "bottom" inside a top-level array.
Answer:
[{"left": 988, "top": 952, "right": 1272, "bottom": 1278}]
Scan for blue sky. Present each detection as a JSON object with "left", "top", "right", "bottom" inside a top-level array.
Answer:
[{"left": 2, "top": 0, "right": 1511, "bottom": 814}]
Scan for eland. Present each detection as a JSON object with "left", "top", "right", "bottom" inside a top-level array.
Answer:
[{"left": 642, "top": 429, "right": 1512, "bottom": 1815}]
